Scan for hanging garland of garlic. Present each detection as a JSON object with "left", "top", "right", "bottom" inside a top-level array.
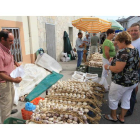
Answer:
[
  {"left": 29, "top": 80, "right": 105, "bottom": 124},
  {"left": 48, "top": 80, "right": 105, "bottom": 106}
]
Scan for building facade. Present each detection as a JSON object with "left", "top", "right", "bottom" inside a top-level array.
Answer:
[
  {"left": 37, "top": 16, "right": 84, "bottom": 61},
  {"left": 0, "top": 16, "right": 84, "bottom": 63},
  {"left": 117, "top": 16, "right": 140, "bottom": 29}
]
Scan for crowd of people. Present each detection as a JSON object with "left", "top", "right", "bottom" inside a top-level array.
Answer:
[
  {"left": 75, "top": 23, "right": 140, "bottom": 123},
  {"left": 75, "top": 32, "right": 100, "bottom": 67},
  {"left": 0, "top": 23, "right": 140, "bottom": 124}
]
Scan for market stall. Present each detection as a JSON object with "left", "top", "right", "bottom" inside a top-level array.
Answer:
[
  {"left": 72, "top": 17, "right": 111, "bottom": 75},
  {"left": 23, "top": 80, "right": 105, "bottom": 124}
]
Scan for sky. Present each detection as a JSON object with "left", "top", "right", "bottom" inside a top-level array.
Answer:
[{"left": 95, "top": 16, "right": 129, "bottom": 20}]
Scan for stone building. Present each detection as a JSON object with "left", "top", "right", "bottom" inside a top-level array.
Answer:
[
  {"left": 0, "top": 16, "right": 84, "bottom": 63},
  {"left": 117, "top": 16, "right": 140, "bottom": 29},
  {"left": 37, "top": 16, "right": 84, "bottom": 61}
]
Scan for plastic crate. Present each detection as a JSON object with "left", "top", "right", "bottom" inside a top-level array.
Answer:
[
  {"left": 4, "top": 117, "right": 26, "bottom": 124},
  {"left": 21, "top": 108, "right": 33, "bottom": 120},
  {"left": 30, "top": 97, "right": 45, "bottom": 105},
  {"left": 76, "top": 65, "right": 88, "bottom": 73},
  {"left": 88, "top": 67, "right": 102, "bottom": 77}
]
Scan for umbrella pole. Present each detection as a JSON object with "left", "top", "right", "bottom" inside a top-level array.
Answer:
[{"left": 89, "top": 33, "right": 91, "bottom": 55}]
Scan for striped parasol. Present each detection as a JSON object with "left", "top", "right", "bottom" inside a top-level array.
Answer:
[{"left": 72, "top": 17, "right": 112, "bottom": 33}]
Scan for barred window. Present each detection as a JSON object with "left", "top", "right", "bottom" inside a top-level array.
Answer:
[{"left": 2, "top": 28, "right": 22, "bottom": 62}]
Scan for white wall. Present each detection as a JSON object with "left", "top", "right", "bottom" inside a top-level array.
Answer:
[
  {"left": 37, "top": 16, "right": 84, "bottom": 61},
  {"left": 28, "top": 16, "right": 40, "bottom": 54},
  {"left": 21, "top": 16, "right": 30, "bottom": 55},
  {"left": 0, "top": 16, "right": 22, "bottom": 22}
]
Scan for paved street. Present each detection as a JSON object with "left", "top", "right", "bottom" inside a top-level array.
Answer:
[
  {"left": 60, "top": 60, "right": 140, "bottom": 124},
  {"left": 0, "top": 60, "right": 140, "bottom": 124}
]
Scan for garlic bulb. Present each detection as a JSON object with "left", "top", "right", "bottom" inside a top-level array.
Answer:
[
  {"left": 63, "top": 101, "right": 67, "bottom": 104},
  {"left": 73, "top": 94, "right": 76, "bottom": 98},
  {"left": 73, "top": 121, "right": 78, "bottom": 124},
  {"left": 83, "top": 115, "right": 87, "bottom": 120},
  {"left": 78, "top": 102, "right": 82, "bottom": 106},
  {"left": 83, "top": 102, "right": 87, "bottom": 106},
  {"left": 59, "top": 121, "right": 64, "bottom": 124},
  {"left": 73, "top": 117, "right": 78, "bottom": 122},
  {"left": 68, "top": 101, "right": 71, "bottom": 104},
  {"left": 41, "top": 108, "right": 47, "bottom": 112},
  {"left": 69, "top": 115, "right": 73, "bottom": 120},
  {"left": 57, "top": 117, "right": 62, "bottom": 121},
  {"left": 36, "top": 105, "right": 39, "bottom": 109},
  {"left": 72, "top": 102, "right": 76, "bottom": 105},
  {"left": 78, "top": 111, "right": 83, "bottom": 116},
  {"left": 67, "top": 119, "right": 72, "bottom": 123},
  {"left": 79, "top": 108, "right": 83, "bottom": 112},
  {"left": 64, "top": 114, "right": 68, "bottom": 118},
  {"left": 84, "top": 109, "right": 89, "bottom": 113},
  {"left": 60, "top": 114, "right": 64, "bottom": 118},
  {"left": 49, "top": 118, "right": 54, "bottom": 121}
]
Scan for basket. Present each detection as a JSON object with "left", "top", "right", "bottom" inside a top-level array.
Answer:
[
  {"left": 88, "top": 67, "right": 102, "bottom": 77},
  {"left": 30, "top": 97, "right": 45, "bottom": 105},
  {"left": 4, "top": 117, "right": 26, "bottom": 124},
  {"left": 21, "top": 108, "right": 33, "bottom": 120}
]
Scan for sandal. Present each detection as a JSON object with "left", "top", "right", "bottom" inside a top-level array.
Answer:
[
  {"left": 117, "top": 114, "right": 125, "bottom": 123},
  {"left": 104, "top": 114, "right": 118, "bottom": 122}
]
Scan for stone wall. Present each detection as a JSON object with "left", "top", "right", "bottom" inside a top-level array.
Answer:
[{"left": 37, "top": 16, "right": 83, "bottom": 61}]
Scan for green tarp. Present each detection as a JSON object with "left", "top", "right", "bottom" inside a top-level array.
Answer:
[{"left": 25, "top": 71, "right": 63, "bottom": 102}]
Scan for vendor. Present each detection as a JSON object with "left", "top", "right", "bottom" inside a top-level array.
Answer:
[
  {"left": 76, "top": 32, "right": 85, "bottom": 67},
  {"left": 0, "top": 30, "right": 22, "bottom": 123}
]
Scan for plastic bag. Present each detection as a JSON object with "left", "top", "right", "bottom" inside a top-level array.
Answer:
[
  {"left": 10, "top": 64, "right": 50, "bottom": 105},
  {"left": 99, "top": 77, "right": 109, "bottom": 90},
  {"left": 10, "top": 65, "right": 25, "bottom": 78},
  {"left": 35, "top": 53, "right": 62, "bottom": 73}
]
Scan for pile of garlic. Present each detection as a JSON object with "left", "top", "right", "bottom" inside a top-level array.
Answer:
[
  {"left": 31, "top": 98, "right": 91, "bottom": 124},
  {"left": 87, "top": 53, "right": 103, "bottom": 68},
  {"left": 88, "top": 61, "right": 103, "bottom": 68},
  {"left": 89, "top": 53, "right": 102, "bottom": 61},
  {"left": 30, "top": 80, "right": 104, "bottom": 124},
  {"left": 31, "top": 111, "right": 87, "bottom": 124}
]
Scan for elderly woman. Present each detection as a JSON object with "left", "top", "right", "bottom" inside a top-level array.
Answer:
[{"left": 104, "top": 31, "right": 139, "bottom": 123}]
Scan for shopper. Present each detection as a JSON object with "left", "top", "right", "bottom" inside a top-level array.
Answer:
[
  {"left": 83, "top": 33, "right": 90, "bottom": 62},
  {"left": 0, "top": 30, "right": 22, "bottom": 123},
  {"left": 104, "top": 31, "right": 139, "bottom": 123},
  {"left": 83, "top": 33, "right": 90, "bottom": 52},
  {"left": 101, "top": 29, "right": 116, "bottom": 91},
  {"left": 76, "top": 32, "right": 85, "bottom": 67},
  {"left": 90, "top": 33, "right": 99, "bottom": 54},
  {"left": 125, "top": 23, "right": 140, "bottom": 117}
]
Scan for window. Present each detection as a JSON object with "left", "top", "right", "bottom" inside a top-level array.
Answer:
[{"left": 2, "top": 28, "right": 22, "bottom": 62}]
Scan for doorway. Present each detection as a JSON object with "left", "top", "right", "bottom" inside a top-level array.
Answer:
[
  {"left": 69, "top": 27, "right": 73, "bottom": 47},
  {"left": 45, "top": 23, "right": 56, "bottom": 59}
]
